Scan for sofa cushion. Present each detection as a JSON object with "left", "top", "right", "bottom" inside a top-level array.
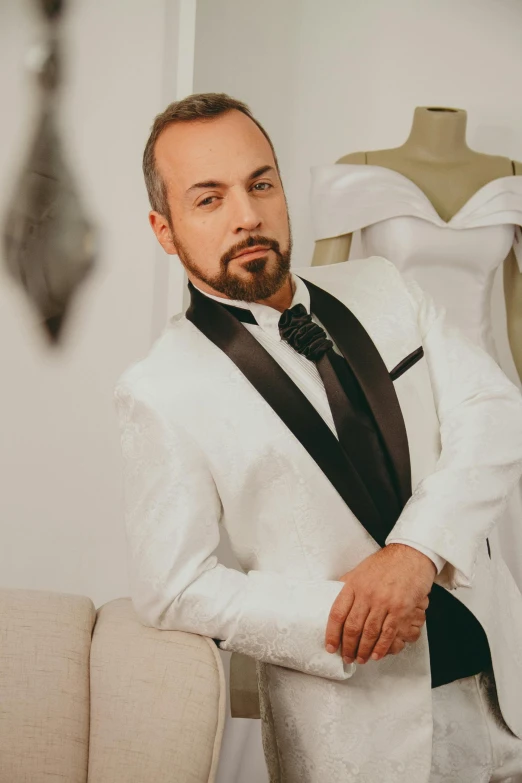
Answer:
[{"left": 0, "top": 587, "right": 96, "bottom": 783}]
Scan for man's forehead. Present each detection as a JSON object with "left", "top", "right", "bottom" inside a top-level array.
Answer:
[{"left": 155, "top": 111, "right": 275, "bottom": 191}]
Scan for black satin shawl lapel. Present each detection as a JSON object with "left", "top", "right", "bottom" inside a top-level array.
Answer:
[
  {"left": 186, "top": 283, "right": 389, "bottom": 544},
  {"left": 300, "top": 276, "right": 412, "bottom": 506}
]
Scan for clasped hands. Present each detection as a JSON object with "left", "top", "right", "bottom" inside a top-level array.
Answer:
[{"left": 325, "top": 543, "right": 437, "bottom": 664}]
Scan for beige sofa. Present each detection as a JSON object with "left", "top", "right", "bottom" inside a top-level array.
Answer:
[{"left": 0, "top": 588, "right": 226, "bottom": 783}]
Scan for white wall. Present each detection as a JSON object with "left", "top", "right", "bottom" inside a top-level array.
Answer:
[{"left": 0, "top": 0, "right": 191, "bottom": 607}]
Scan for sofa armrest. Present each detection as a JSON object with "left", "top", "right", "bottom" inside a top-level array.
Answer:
[{"left": 87, "top": 598, "right": 226, "bottom": 783}]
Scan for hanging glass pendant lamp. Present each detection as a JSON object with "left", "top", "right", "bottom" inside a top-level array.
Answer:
[{"left": 2, "top": 0, "right": 97, "bottom": 344}]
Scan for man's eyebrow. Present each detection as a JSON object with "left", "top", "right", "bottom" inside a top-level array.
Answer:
[
  {"left": 249, "top": 165, "right": 275, "bottom": 179},
  {"left": 185, "top": 165, "right": 275, "bottom": 195},
  {"left": 186, "top": 179, "right": 224, "bottom": 194}
]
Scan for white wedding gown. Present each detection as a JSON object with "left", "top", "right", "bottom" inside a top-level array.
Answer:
[{"left": 311, "top": 164, "right": 522, "bottom": 588}]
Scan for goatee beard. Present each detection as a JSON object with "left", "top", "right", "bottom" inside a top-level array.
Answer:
[{"left": 176, "top": 234, "right": 293, "bottom": 302}]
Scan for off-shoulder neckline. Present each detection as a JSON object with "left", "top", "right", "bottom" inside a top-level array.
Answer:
[{"left": 313, "top": 163, "right": 522, "bottom": 226}]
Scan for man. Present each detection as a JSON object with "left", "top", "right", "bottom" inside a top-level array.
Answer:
[{"left": 115, "top": 93, "right": 522, "bottom": 782}]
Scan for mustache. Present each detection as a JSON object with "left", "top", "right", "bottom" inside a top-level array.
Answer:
[{"left": 221, "top": 235, "right": 281, "bottom": 266}]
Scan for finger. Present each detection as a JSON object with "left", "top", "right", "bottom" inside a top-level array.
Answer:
[
  {"left": 355, "top": 609, "right": 388, "bottom": 663},
  {"left": 387, "top": 637, "right": 406, "bottom": 656},
  {"left": 402, "top": 625, "right": 422, "bottom": 643},
  {"left": 369, "top": 614, "right": 398, "bottom": 661},
  {"left": 341, "top": 601, "right": 370, "bottom": 663},
  {"left": 397, "top": 610, "right": 425, "bottom": 639},
  {"left": 396, "top": 607, "right": 425, "bottom": 636},
  {"left": 325, "top": 584, "right": 355, "bottom": 653},
  {"left": 411, "top": 608, "right": 427, "bottom": 626}
]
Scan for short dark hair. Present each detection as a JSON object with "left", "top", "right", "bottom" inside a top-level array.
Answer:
[{"left": 142, "top": 92, "right": 280, "bottom": 219}]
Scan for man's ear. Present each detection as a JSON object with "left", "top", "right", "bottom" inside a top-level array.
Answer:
[{"left": 149, "top": 211, "right": 178, "bottom": 255}]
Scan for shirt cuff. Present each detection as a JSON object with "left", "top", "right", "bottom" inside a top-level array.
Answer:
[{"left": 387, "top": 539, "right": 446, "bottom": 575}]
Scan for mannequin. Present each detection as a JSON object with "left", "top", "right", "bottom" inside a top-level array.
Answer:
[
  {"left": 311, "top": 107, "right": 522, "bottom": 383},
  {"left": 310, "top": 106, "right": 522, "bottom": 589}
]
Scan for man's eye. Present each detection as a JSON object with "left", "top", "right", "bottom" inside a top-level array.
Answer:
[
  {"left": 198, "top": 196, "right": 217, "bottom": 207},
  {"left": 253, "top": 182, "right": 272, "bottom": 191}
]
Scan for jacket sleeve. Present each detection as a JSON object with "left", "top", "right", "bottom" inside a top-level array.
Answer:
[
  {"left": 114, "top": 381, "right": 354, "bottom": 681},
  {"left": 386, "top": 271, "right": 522, "bottom": 589}
]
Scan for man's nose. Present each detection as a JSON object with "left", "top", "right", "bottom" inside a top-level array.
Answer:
[{"left": 229, "top": 188, "right": 262, "bottom": 233}]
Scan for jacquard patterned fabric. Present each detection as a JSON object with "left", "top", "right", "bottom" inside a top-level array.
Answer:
[{"left": 430, "top": 672, "right": 522, "bottom": 782}]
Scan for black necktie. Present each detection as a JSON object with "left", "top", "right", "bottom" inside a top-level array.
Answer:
[
  {"left": 219, "top": 301, "right": 401, "bottom": 524},
  {"left": 278, "top": 304, "right": 401, "bottom": 525}
]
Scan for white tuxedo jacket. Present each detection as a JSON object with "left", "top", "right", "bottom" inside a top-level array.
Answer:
[{"left": 115, "top": 257, "right": 522, "bottom": 783}]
